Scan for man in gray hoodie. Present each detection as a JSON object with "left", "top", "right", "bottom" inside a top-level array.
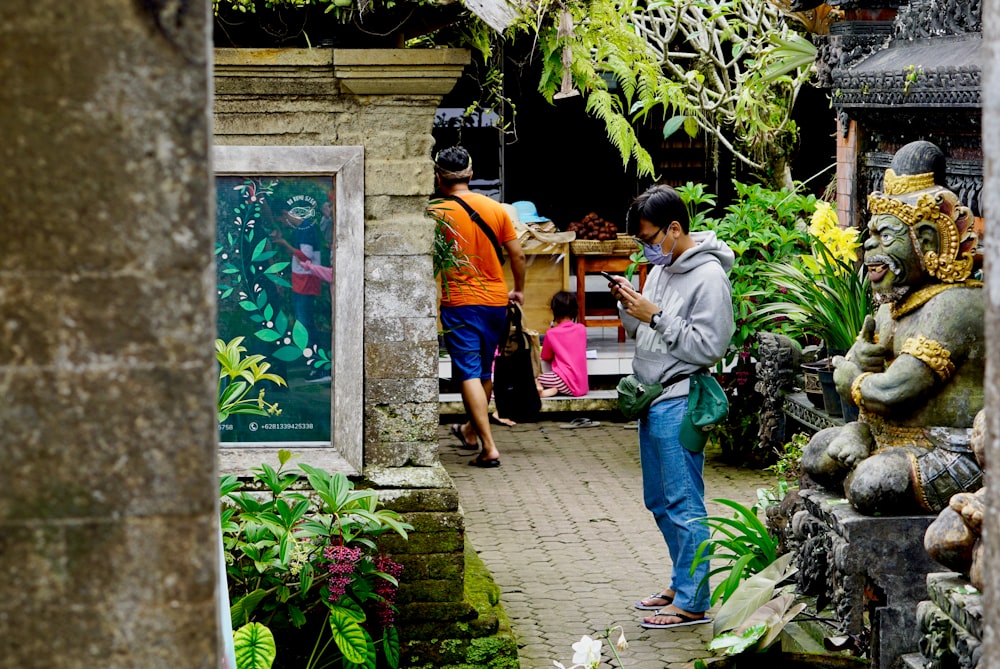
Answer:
[{"left": 610, "top": 184, "right": 735, "bottom": 629}]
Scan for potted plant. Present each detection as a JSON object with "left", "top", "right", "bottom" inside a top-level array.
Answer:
[{"left": 750, "top": 202, "right": 871, "bottom": 417}]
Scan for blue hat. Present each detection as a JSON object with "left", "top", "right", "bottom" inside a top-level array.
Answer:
[{"left": 512, "top": 201, "right": 550, "bottom": 224}]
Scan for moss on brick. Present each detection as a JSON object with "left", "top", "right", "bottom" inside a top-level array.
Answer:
[{"left": 398, "top": 539, "right": 518, "bottom": 668}]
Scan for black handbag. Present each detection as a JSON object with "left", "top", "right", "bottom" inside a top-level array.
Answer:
[{"left": 493, "top": 304, "right": 541, "bottom": 423}]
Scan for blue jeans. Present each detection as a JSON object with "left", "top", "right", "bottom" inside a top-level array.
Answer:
[{"left": 639, "top": 397, "right": 710, "bottom": 613}]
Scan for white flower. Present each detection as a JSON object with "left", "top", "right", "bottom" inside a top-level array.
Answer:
[
  {"left": 571, "top": 635, "right": 603, "bottom": 668},
  {"left": 615, "top": 628, "right": 629, "bottom": 652}
]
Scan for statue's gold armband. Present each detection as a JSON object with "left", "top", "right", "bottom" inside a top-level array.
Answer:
[
  {"left": 851, "top": 372, "right": 874, "bottom": 408},
  {"left": 900, "top": 335, "right": 955, "bottom": 381}
]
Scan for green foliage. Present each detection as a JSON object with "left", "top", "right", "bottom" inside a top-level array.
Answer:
[
  {"left": 674, "top": 181, "right": 815, "bottom": 464},
  {"left": 767, "top": 433, "right": 809, "bottom": 480},
  {"left": 428, "top": 200, "right": 474, "bottom": 281},
  {"left": 750, "top": 237, "right": 872, "bottom": 352},
  {"left": 234, "top": 622, "right": 277, "bottom": 669},
  {"left": 527, "top": 0, "right": 814, "bottom": 181},
  {"left": 692, "top": 498, "right": 780, "bottom": 606},
  {"left": 217, "top": 337, "right": 287, "bottom": 423},
  {"left": 710, "top": 552, "right": 797, "bottom": 639},
  {"left": 703, "top": 182, "right": 815, "bottom": 360},
  {"left": 222, "top": 452, "right": 412, "bottom": 669}
]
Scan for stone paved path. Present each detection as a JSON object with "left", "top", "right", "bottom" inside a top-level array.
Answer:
[{"left": 439, "top": 418, "right": 775, "bottom": 669}]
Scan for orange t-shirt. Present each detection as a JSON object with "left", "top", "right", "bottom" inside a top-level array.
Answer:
[{"left": 431, "top": 193, "right": 517, "bottom": 308}]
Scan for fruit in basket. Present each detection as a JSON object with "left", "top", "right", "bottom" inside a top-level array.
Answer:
[{"left": 566, "top": 212, "right": 618, "bottom": 240}]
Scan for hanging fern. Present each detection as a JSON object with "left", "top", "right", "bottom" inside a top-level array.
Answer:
[{"left": 525, "top": 0, "right": 815, "bottom": 183}]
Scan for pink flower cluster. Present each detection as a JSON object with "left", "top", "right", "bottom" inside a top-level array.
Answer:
[
  {"left": 373, "top": 555, "right": 404, "bottom": 627},
  {"left": 323, "top": 544, "right": 362, "bottom": 601}
]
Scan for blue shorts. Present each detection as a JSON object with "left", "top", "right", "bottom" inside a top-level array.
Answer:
[{"left": 441, "top": 305, "right": 508, "bottom": 382}]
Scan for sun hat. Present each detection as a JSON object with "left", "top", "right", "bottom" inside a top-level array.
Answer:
[{"left": 512, "top": 200, "right": 550, "bottom": 224}]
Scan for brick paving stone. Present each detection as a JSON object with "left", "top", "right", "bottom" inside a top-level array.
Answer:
[{"left": 441, "top": 419, "right": 774, "bottom": 669}]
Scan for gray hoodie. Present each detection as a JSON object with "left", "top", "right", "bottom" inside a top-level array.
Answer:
[{"left": 620, "top": 230, "right": 735, "bottom": 402}]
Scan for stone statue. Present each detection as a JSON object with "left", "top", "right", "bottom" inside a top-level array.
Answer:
[
  {"left": 801, "top": 141, "right": 985, "bottom": 515},
  {"left": 924, "top": 410, "right": 986, "bottom": 590}
]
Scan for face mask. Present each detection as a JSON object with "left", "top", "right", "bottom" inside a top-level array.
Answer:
[{"left": 644, "top": 231, "right": 678, "bottom": 266}]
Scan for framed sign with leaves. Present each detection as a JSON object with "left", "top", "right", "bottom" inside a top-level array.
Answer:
[{"left": 214, "top": 146, "right": 364, "bottom": 473}]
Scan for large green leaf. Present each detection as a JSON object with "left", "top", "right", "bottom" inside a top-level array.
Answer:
[
  {"left": 233, "top": 622, "right": 276, "bottom": 669},
  {"left": 733, "top": 593, "right": 805, "bottom": 650},
  {"left": 231, "top": 589, "right": 268, "bottom": 627},
  {"left": 383, "top": 626, "right": 400, "bottom": 669},
  {"left": 712, "top": 552, "right": 796, "bottom": 634},
  {"left": 328, "top": 607, "right": 370, "bottom": 665}
]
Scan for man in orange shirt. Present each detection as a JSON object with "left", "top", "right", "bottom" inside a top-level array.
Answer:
[{"left": 430, "top": 146, "right": 526, "bottom": 467}]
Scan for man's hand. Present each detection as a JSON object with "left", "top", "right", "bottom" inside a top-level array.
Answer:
[
  {"left": 613, "top": 281, "right": 658, "bottom": 323},
  {"left": 508, "top": 290, "right": 524, "bottom": 305}
]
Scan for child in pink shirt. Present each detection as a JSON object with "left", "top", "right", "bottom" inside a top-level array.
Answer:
[{"left": 537, "top": 291, "right": 589, "bottom": 397}]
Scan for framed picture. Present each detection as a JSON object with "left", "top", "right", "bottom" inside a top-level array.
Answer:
[{"left": 214, "top": 146, "right": 364, "bottom": 474}]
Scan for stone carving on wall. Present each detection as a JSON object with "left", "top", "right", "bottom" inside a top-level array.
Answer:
[
  {"left": 894, "top": 0, "right": 982, "bottom": 39},
  {"left": 754, "top": 332, "right": 802, "bottom": 455},
  {"left": 814, "top": 31, "right": 892, "bottom": 89},
  {"left": 801, "top": 140, "right": 985, "bottom": 516}
]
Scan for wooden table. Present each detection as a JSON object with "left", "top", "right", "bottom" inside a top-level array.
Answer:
[{"left": 573, "top": 253, "right": 647, "bottom": 341}]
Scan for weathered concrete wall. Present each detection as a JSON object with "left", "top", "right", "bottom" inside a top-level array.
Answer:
[
  {"left": 0, "top": 2, "right": 219, "bottom": 668},
  {"left": 213, "top": 48, "right": 517, "bottom": 666},
  {"left": 980, "top": 1, "right": 999, "bottom": 664}
]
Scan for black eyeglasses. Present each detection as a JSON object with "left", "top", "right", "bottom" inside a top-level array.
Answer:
[{"left": 637, "top": 227, "right": 667, "bottom": 249}]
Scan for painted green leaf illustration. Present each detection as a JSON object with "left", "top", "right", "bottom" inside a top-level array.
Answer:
[
  {"left": 239, "top": 300, "right": 258, "bottom": 312},
  {"left": 255, "top": 329, "right": 282, "bottom": 343},
  {"left": 272, "top": 346, "right": 302, "bottom": 362},
  {"left": 264, "top": 304, "right": 273, "bottom": 321},
  {"left": 251, "top": 238, "right": 268, "bottom": 262},
  {"left": 274, "top": 311, "right": 288, "bottom": 334},
  {"left": 292, "top": 321, "right": 309, "bottom": 349}
]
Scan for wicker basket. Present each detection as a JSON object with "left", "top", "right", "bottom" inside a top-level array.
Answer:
[
  {"left": 614, "top": 233, "right": 638, "bottom": 254},
  {"left": 570, "top": 239, "right": 617, "bottom": 254}
]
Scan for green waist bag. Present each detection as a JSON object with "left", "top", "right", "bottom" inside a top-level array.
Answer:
[
  {"left": 679, "top": 373, "right": 729, "bottom": 453},
  {"left": 616, "top": 374, "right": 664, "bottom": 420}
]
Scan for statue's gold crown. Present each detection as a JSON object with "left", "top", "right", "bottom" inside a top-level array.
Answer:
[
  {"left": 882, "top": 169, "right": 936, "bottom": 196},
  {"left": 867, "top": 169, "right": 978, "bottom": 284}
]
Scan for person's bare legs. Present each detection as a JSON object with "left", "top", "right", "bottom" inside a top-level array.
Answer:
[{"left": 460, "top": 378, "right": 500, "bottom": 461}]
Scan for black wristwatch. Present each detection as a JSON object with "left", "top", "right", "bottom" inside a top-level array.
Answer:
[{"left": 650, "top": 311, "right": 663, "bottom": 329}]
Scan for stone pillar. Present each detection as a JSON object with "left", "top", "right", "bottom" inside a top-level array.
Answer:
[
  {"left": 982, "top": 0, "right": 1000, "bottom": 665},
  {"left": 0, "top": 3, "right": 218, "bottom": 669}
]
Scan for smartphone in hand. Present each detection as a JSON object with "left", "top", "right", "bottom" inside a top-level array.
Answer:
[{"left": 600, "top": 271, "right": 619, "bottom": 284}]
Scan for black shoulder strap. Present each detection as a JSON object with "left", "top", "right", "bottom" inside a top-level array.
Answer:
[{"left": 446, "top": 195, "right": 505, "bottom": 266}]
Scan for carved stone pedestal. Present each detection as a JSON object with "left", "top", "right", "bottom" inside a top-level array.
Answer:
[
  {"left": 899, "top": 573, "right": 982, "bottom": 669},
  {"left": 792, "top": 489, "right": 943, "bottom": 669}
]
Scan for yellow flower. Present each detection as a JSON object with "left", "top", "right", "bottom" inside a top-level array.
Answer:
[{"left": 807, "top": 201, "right": 860, "bottom": 269}]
